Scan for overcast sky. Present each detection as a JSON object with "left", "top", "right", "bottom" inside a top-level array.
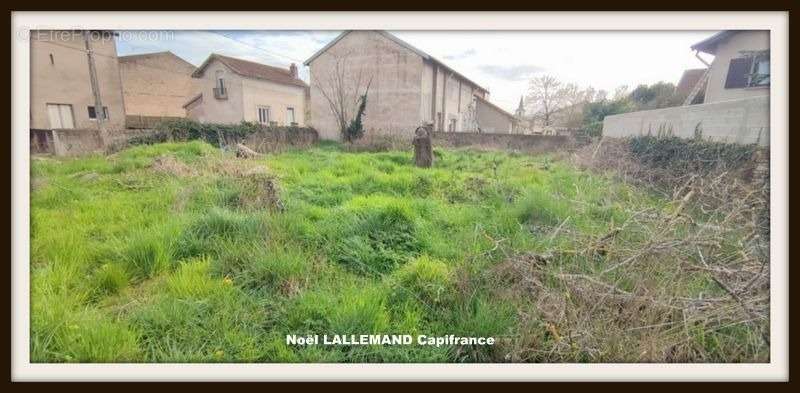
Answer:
[{"left": 116, "top": 30, "right": 717, "bottom": 113}]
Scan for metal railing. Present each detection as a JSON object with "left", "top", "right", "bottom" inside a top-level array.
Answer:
[{"left": 213, "top": 87, "right": 228, "bottom": 99}]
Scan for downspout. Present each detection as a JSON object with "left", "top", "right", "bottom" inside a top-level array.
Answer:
[
  {"left": 430, "top": 63, "right": 437, "bottom": 125},
  {"left": 681, "top": 50, "right": 713, "bottom": 106}
]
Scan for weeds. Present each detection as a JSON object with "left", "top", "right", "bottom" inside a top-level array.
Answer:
[{"left": 30, "top": 140, "right": 769, "bottom": 363}]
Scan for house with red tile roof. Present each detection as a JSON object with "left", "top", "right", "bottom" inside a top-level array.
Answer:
[{"left": 184, "top": 53, "right": 308, "bottom": 126}]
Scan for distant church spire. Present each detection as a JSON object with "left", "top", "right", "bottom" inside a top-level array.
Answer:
[{"left": 515, "top": 96, "right": 525, "bottom": 118}]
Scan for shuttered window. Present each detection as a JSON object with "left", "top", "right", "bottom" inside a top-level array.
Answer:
[
  {"left": 725, "top": 51, "right": 770, "bottom": 89},
  {"left": 87, "top": 106, "right": 109, "bottom": 120},
  {"left": 47, "top": 104, "right": 74, "bottom": 129},
  {"left": 724, "top": 57, "right": 752, "bottom": 89}
]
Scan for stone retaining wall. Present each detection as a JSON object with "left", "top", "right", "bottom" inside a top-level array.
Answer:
[{"left": 431, "top": 131, "right": 572, "bottom": 153}]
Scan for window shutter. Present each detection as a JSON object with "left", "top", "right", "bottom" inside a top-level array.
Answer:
[{"left": 724, "top": 57, "right": 753, "bottom": 89}]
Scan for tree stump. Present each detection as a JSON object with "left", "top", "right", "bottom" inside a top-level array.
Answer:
[{"left": 412, "top": 125, "right": 433, "bottom": 168}]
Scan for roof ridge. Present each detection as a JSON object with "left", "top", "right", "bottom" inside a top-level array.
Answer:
[
  {"left": 214, "top": 53, "right": 293, "bottom": 74},
  {"left": 194, "top": 53, "right": 307, "bottom": 88},
  {"left": 118, "top": 51, "right": 196, "bottom": 69},
  {"left": 304, "top": 30, "right": 488, "bottom": 94},
  {"left": 118, "top": 50, "right": 171, "bottom": 59}
]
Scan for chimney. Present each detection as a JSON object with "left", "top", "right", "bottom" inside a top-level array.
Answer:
[{"left": 289, "top": 63, "right": 298, "bottom": 78}]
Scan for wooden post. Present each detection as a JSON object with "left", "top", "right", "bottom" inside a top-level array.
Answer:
[
  {"left": 412, "top": 125, "right": 433, "bottom": 168},
  {"left": 84, "top": 31, "right": 109, "bottom": 146}
]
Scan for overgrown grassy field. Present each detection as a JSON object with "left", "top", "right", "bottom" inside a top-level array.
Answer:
[{"left": 30, "top": 141, "right": 768, "bottom": 363}]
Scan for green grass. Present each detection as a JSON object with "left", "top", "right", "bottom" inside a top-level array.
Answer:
[{"left": 29, "top": 140, "right": 767, "bottom": 363}]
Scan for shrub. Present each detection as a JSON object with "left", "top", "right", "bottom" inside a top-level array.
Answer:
[
  {"left": 130, "top": 258, "right": 267, "bottom": 362},
  {"left": 135, "top": 119, "right": 318, "bottom": 148},
  {"left": 390, "top": 255, "right": 454, "bottom": 307},
  {"left": 31, "top": 296, "right": 140, "bottom": 362},
  {"left": 322, "top": 197, "right": 424, "bottom": 275},
  {"left": 344, "top": 91, "right": 368, "bottom": 142},
  {"left": 513, "top": 187, "right": 571, "bottom": 228},
  {"left": 89, "top": 263, "right": 129, "bottom": 299},
  {"left": 628, "top": 134, "right": 758, "bottom": 173},
  {"left": 117, "top": 226, "right": 177, "bottom": 279},
  {"left": 236, "top": 246, "right": 313, "bottom": 294},
  {"left": 285, "top": 283, "right": 391, "bottom": 335},
  {"left": 176, "top": 208, "right": 265, "bottom": 258}
]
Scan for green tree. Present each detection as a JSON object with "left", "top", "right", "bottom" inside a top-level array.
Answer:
[
  {"left": 582, "top": 97, "right": 635, "bottom": 137},
  {"left": 628, "top": 82, "right": 680, "bottom": 110}
]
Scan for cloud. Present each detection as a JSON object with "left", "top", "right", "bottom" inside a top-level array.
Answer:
[
  {"left": 116, "top": 30, "right": 342, "bottom": 84},
  {"left": 477, "top": 64, "right": 545, "bottom": 81},
  {"left": 443, "top": 48, "right": 476, "bottom": 60}
]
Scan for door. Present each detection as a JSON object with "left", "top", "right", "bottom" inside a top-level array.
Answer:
[{"left": 46, "top": 104, "right": 74, "bottom": 129}]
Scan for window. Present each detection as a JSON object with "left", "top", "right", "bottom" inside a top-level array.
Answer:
[
  {"left": 87, "top": 106, "right": 109, "bottom": 120},
  {"left": 215, "top": 70, "right": 225, "bottom": 90},
  {"left": 257, "top": 106, "right": 271, "bottom": 125},
  {"left": 724, "top": 50, "right": 770, "bottom": 89},
  {"left": 49, "top": 53, "right": 54, "bottom": 65},
  {"left": 46, "top": 104, "right": 74, "bottom": 129},
  {"left": 286, "top": 107, "right": 296, "bottom": 125},
  {"left": 750, "top": 53, "right": 770, "bottom": 87}
]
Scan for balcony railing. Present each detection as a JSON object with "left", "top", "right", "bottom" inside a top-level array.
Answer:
[{"left": 213, "top": 87, "right": 228, "bottom": 100}]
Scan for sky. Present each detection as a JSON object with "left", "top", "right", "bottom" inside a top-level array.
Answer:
[{"left": 115, "top": 30, "right": 717, "bottom": 113}]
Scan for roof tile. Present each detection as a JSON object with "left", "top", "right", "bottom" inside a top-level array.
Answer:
[{"left": 196, "top": 54, "right": 308, "bottom": 88}]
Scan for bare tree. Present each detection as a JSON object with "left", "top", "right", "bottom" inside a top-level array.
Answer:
[
  {"left": 559, "top": 83, "right": 586, "bottom": 128},
  {"left": 525, "top": 75, "right": 572, "bottom": 128},
  {"left": 312, "top": 52, "right": 373, "bottom": 141},
  {"left": 612, "top": 85, "right": 630, "bottom": 101}
]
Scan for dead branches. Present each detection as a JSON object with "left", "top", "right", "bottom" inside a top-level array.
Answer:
[{"left": 498, "top": 149, "right": 770, "bottom": 361}]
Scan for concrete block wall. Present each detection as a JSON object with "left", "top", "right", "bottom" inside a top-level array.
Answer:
[
  {"left": 602, "top": 96, "right": 769, "bottom": 146},
  {"left": 51, "top": 129, "right": 106, "bottom": 156}
]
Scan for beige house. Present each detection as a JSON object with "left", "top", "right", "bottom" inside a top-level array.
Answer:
[
  {"left": 184, "top": 54, "right": 308, "bottom": 126},
  {"left": 119, "top": 51, "right": 196, "bottom": 118},
  {"left": 691, "top": 30, "right": 770, "bottom": 104},
  {"left": 30, "top": 30, "right": 126, "bottom": 132},
  {"left": 305, "top": 30, "right": 518, "bottom": 140},
  {"left": 603, "top": 30, "right": 770, "bottom": 146}
]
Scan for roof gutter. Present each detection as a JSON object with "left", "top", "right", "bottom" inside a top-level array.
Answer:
[{"left": 694, "top": 50, "right": 711, "bottom": 67}]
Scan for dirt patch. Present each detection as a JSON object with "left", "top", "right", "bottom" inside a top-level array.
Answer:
[
  {"left": 344, "top": 133, "right": 409, "bottom": 153},
  {"left": 236, "top": 166, "right": 284, "bottom": 212},
  {"left": 206, "top": 158, "right": 284, "bottom": 212},
  {"left": 30, "top": 177, "right": 48, "bottom": 192},
  {"left": 151, "top": 155, "right": 196, "bottom": 177}
]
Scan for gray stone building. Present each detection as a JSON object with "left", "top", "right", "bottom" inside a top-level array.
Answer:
[{"left": 305, "top": 30, "right": 518, "bottom": 140}]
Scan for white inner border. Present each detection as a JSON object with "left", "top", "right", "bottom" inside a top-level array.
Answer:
[{"left": 11, "top": 11, "right": 789, "bottom": 382}]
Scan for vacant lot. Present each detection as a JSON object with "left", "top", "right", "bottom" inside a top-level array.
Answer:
[{"left": 30, "top": 141, "right": 768, "bottom": 363}]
